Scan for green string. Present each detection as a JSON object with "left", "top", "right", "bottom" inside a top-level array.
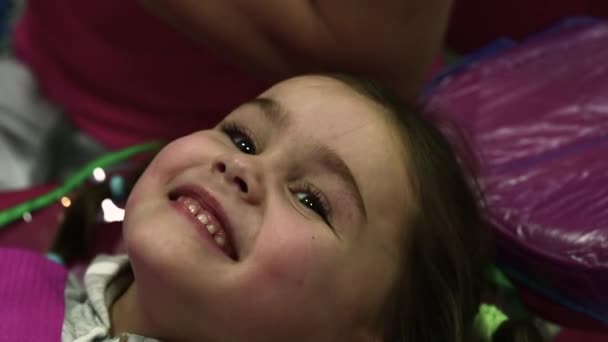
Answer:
[{"left": 0, "top": 141, "right": 161, "bottom": 229}]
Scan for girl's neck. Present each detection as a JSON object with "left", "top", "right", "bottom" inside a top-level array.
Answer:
[{"left": 110, "top": 284, "right": 154, "bottom": 338}]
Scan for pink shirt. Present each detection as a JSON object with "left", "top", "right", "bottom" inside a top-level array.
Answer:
[
  {"left": 13, "top": 0, "right": 268, "bottom": 149},
  {"left": 0, "top": 248, "right": 67, "bottom": 342}
]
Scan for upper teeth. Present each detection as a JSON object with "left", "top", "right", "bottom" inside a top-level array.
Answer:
[{"left": 180, "top": 196, "right": 226, "bottom": 247}]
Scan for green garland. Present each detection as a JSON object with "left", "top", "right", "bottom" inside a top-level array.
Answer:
[{"left": 0, "top": 141, "right": 161, "bottom": 229}]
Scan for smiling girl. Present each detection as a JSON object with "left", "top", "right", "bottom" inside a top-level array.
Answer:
[{"left": 0, "top": 73, "right": 513, "bottom": 342}]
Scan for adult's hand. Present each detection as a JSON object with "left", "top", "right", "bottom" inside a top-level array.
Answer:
[{"left": 140, "top": 0, "right": 452, "bottom": 102}]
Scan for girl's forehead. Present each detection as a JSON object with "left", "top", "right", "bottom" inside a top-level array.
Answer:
[
  {"left": 252, "top": 76, "right": 404, "bottom": 158},
  {"left": 261, "top": 76, "right": 393, "bottom": 130},
  {"left": 264, "top": 75, "right": 372, "bottom": 103}
]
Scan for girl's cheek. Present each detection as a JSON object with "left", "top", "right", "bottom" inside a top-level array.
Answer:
[
  {"left": 149, "top": 142, "right": 195, "bottom": 177},
  {"left": 146, "top": 134, "right": 214, "bottom": 183},
  {"left": 251, "top": 229, "right": 332, "bottom": 292}
]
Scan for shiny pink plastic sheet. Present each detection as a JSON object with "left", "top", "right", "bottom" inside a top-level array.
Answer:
[{"left": 427, "top": 21, "right": 608, "bottom": 322}]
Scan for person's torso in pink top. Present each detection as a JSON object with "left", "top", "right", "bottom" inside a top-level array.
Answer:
[{"left": 13, "top": 0, "right": 269, "bottom": 149}]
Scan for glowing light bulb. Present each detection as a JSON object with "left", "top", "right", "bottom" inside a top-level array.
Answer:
[
  {"left": 101, "top": 198, "right": 125, "bottom": 222},
  {"left": 93, "top": 167, "right": 106, "bottom": 182},
  {"left": 61, "top": 196, "right": 71, "bottom": 207},
  {"left": 22, "top": 212, "right": 32, "bottom": 223}
]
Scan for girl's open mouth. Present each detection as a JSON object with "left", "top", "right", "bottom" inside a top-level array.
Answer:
[{"left": 169, "top": 187, "right": 238, "bottom": 261}]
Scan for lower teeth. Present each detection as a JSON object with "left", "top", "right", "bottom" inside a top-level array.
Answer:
[
  {"left": 206, "top": 224, "right": 217, "bottom": 235},
  {"left": 214, "top": 235, "right": 226, "bottom": 247}
]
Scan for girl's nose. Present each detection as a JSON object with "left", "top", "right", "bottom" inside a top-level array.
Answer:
[{"left": 212, "top": 153, "right": 265, "bottom": 205}]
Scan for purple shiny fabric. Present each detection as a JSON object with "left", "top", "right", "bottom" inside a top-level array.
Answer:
[{"left": 427, "top": 21, "right": 608, "bottom": 322}]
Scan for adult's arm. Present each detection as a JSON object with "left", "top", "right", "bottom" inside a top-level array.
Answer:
[{"left": 140, "top": 0, "right": 452, "bottom": 101}]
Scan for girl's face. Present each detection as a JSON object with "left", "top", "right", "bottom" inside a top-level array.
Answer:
[{"left": 123, "top": 76, "right": 411, "bottom": 341}]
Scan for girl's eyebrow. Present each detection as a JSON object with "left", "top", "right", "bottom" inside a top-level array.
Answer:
[
  {"left": 312, "top": 143, "right": 368, "bottom": 221},
  {"left": 244, "top": 97, "right": 368, "bottom": 221},
  {"left": 246, "top": 97, "right": 292, "bottom": 130}
]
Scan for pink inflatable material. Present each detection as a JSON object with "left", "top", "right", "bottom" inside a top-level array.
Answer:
[{"left": 427, "top": 21, "right": 608, "bottom": 323}]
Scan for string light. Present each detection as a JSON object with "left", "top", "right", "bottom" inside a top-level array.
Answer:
[
  {"left": 22, "top": 212, "right": 32, "bottom": 223},
  {"left": 60, "top": 196, "right": 71, "bottom": 208},
  {"left": 101, "top": 198, "right": 125, "bottom": 222},
  {"left": 92, "top": 167, "right": 106, "bottom": 182},
  {"left": 0, "top": 142, "right": 161, "bottom": 229}
]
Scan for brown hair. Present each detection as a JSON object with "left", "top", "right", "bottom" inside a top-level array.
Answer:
[{"left": 325, "top": 73, "right": 541, "bottom": 342}]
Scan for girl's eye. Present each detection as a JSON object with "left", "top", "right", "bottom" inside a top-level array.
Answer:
[
  {"left": 221, "top": 122, "right": 257, "bottom": 155},
  {"left": 295, "top": 185, "right": 332, "bottom": 225}
]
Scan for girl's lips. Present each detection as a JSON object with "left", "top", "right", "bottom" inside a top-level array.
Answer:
[{"left": 169, "top": 185, "right": 238, "bottom": 261}]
